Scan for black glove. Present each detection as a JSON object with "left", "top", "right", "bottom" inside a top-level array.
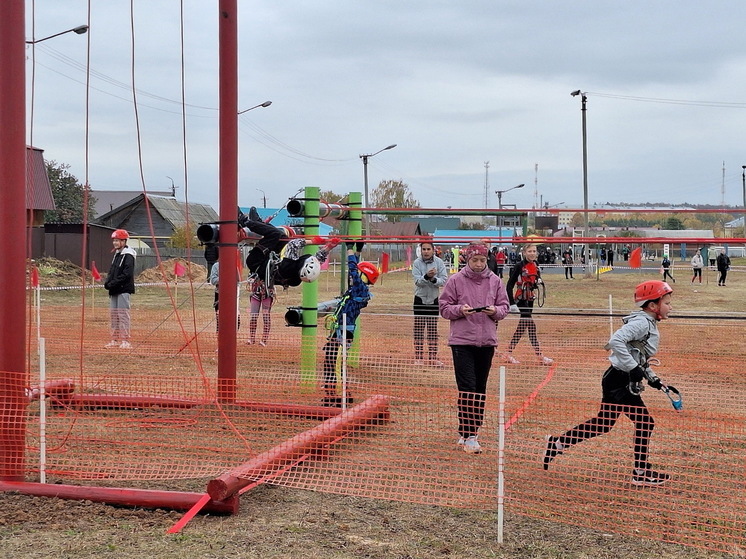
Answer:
[
  {"left": 647, "top": 377, "right": 663, "bottom": 390},
  {"left": 629, "top": 366, "right": 646, "bottom": 382},
  {"left": 355, "top": 242, "right": 365, "bottom": 253}
]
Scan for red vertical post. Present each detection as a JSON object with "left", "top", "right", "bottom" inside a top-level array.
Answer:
[
  {"left": 217, "top": 0, "right": 238, "bottom": 402},
  {"left": 0, "top": 0, "right": 29, "bottom": 480}
]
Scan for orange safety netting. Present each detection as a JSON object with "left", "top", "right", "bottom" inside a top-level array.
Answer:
[{"left": 7, "top": 280, "right": 746, "bottom": 554}]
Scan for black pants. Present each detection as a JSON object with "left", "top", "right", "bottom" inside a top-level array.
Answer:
[
  {"left": 508, "top": 300, "right": 542, "bottom": 355},
  {"left": 718, "top": 269, "right": 728, "bottom": 285},
  {"left": 245, "top": 220, "right": 285, "bottom": 276},
  {"left": 564, "top": 265, "right": 573, "bottom": 279},
  {"left": 413, "top": 296, "right": 439, "bottom": 360},
  {"left": 451, "top": 345, "right": 495, "bottom": 438},
  {"left": 662, "top": 269, "right": 674, "bottom": 282},
  {"left": 691, "top": 268, "right": 702, "bottom": 282},
  {"left": 557, "top": 366, "right": 654, "bottom": 471}
]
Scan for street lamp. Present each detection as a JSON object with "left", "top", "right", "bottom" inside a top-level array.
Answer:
[
  {"left": 26, "top": 25, "right": 88, "bottom": 44},
  {"left": 495, "top": 183, "right": 524, "bottom": 231},
  {"left": 359, "top": 143, "right": 397, "bottom": 229},
  {"left": 570, "top": 90, "right": 589, "bottom": 243},
  {"left": 257, "top": 188, "right": 267, "bottom": 208},
  {"left": 237, "top": 100, "right": 272, "bottom": 115}
]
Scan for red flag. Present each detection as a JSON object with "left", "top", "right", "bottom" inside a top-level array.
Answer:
[
  {"left": 31, "top": 266, "right": 39, "bottom": 287},
  {"left": 629, "top": 247, "right": 642, "bottom": 269},
  {"left": 381, "top": 252, "right": 390, "bottom": 274},
  {"left": 91, "top": 261, "right": 101, "bottom": 281},
  {"left": 405, "top": 246, "right": 412, "bottom": 268},
  {"left": 174, "top": 260, "right": 186, "bottom": 277}
]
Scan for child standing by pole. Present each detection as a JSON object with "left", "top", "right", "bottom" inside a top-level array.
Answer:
[{"left": 543, "top": 280, "right": 677, "bottom": 486}]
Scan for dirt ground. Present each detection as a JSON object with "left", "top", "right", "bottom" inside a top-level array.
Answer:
[{"left": 0, "top": 484, "right": 737, "bottom": 559}]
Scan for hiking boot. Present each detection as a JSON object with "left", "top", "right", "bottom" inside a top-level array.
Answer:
[
  {"left": 631, "top": 467, "right": 670, "bottom": 486},
  {"left": 462, "top": 435, "right": 482, "bottom": 454},
  {"left": 504, "top": 353, "right": 520, "bottom": 365},
  {"left": 237, "top": 206, "right": 250, "bottom": 227},
  {"left": 248, "top": 206, "right": 262, "bottom": 223},
  {"left": 543, "top": 435, "right": 563, "bottom": 470},
  {"left": 538, "top": 355, "right": 554, "bottom": 366}
]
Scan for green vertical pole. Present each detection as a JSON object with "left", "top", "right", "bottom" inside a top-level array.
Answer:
[
  {"left": 347, "top": 193, "right": 363, "bottom": 369},
  {"left": 300, "top": 186, "right": 320, "bottom": 389}
]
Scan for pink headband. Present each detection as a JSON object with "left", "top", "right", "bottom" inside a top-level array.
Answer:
[{"left": 464, "top": 244, "right": 488, "bottom": 260}]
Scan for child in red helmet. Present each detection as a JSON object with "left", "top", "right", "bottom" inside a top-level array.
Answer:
[
  {"left": 543, "top": 280, "right": 677, "bottom": 486},
  {"left": 321, "top": 243, "right": 377, "bottom": 407},
  {"left": 104, "top": 229, "right": 136, "bottom": 349}
]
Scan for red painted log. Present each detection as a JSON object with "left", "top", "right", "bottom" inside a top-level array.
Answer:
[
  {"left": 27, "top": 379, "right": 75, "bottom": 403},
  {"left": 0, "top": 481, "right": 238, "bottom": 515},
  {"left": 234, "top": 400, "right": 342, "bottom": 420},
  {"left": 207, "top": 394, "right": 390, "bottom": 501},
  {"left": 65, "top": 394, "right": 203, "bottom": 410}
]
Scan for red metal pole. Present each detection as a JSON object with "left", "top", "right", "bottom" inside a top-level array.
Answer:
[
  {"left": 217, "top": 0, "right": 238, "bottom": 403},
  {"left": 0, "top": 0, "right": 29, "bottom": 481}
]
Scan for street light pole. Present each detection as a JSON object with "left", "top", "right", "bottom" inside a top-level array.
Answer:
[
  {"left": 495, "top": 183, "right": 524, "bottom": 234},
  {"left": 26, "top": 25, "right": 88, "bottom": 44},
  {"left": 571, "top": 90, "right": 589, "bottom": 242},
  {"left": 237, "top": 100, "right": 272, "bottom": 115},
  {"left": 359, "top": 144, "right": 397, "bottom": 231},
  {"left": 257, "top": 188, "right": 267, "bottom": 208}
]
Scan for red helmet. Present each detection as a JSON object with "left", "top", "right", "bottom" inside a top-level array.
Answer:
[
  {"left": 111, "top": 229, "right": 129, "bottom": 240},
  {"left": 634, "top": 280, "right": 673, "bottom": 306},
  {"left": 357, "top": 261, "right": 379, "bottom": 285}
]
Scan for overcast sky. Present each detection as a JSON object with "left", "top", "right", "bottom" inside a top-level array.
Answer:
[{"left": 24, "top": 1, "right": 746, "bottom": 213}]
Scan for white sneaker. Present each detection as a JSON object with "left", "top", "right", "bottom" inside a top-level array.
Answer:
[
  {"left": 538, "top": 356, "right": 554, "bottom": 366},
  {"left": 414, "top": 359, "right": 426, "bottom": 366},
  {"left": 105, "top": 340, "right": 119, "bottom": 349},
  {"left": 429, "top": 359, "right": 445, "bottom": 368},
  {"left": 457, "top": 436, "right": 466, "bottom": 446},
  {"left": 119, "top": 341, "right": 132, "bottom": 349},
  {"left": 462, "top": 435, "right": 482, "bottom": 454},
  {"left": 504, "top": 354, "right": 520, "bottom": 364}
]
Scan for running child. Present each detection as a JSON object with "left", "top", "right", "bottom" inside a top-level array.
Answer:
[{"left": 543, "top": 280, "right": 677, "bottom": 486}]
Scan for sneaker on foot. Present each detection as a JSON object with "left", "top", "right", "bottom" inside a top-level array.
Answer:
[
  {"left": 237, "top": 206, "right": 250, "bottom": 228},
  {"left": 538, "top": 355, "right": 554, "bottom": 366},
  {"left": 414, "top": 359, "right": 426, "bottom": 366},
  {"left": 457, "top": 436, "right": 466, "bottom": 446},
  {"left": 504, "top": 354, "right": 520, "bottom": 364},
  {"left": 259, "top": 340, "right": 267, "bottom": 347},
  {"left": 429, "top": 359, "right": 445, "bottom": 368},
  {"left": 119, "top": 341, "right": 132, "bottom": 349},
  {"left": 631, "top": 467, "right": 670, "bottom": 486},
  {"left": 462, "top": 435, "right": 482, "bottom": 454},
  {"left": 105, "top": 340, "right": 119, "bottom": 349},
  {"left": 246, "top": 339, "right": 255, "bottom": 345},
  {"left": 543, "top": 435, "right": 563, "bottom": 470},
  {"left": 248, "top": 206, "right": 262, "bottom": 223}
]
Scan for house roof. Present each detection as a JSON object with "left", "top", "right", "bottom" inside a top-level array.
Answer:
[
  {"left": 96, "top": 194, "right": 218, "bottom": 230},
  {"left": 91, "top": 190, "right": 172, "bottom": 218},
  {"left": 26, "top": 146, "right": 55, "bottom": 211},
  {"left": 369, "top": 221, "right": 422, "bottom": 239}
]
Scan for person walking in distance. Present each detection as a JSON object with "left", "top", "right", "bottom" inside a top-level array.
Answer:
[
  {"left": 543, "top": 281, "right": 677, "bottom": 486},
  {"left": 412, "top": 241, "right": 448, "bottom": 366},
  {"left": 562, "top": 247, "right": 574, "bottom": 280},
  {"left": 661, "top": 254, "right": 675, "bottom": 283},
  {"left": 716, "top": 248, "right": 731, "bottom": 286},
  {"left": 439, "top": 243, "right": 510, "bottom": 454},
  {"left": 104, "top": 229, "right": 136, "bottom": 349},
  {"left": 690, "top": 248, "right": 704, "bottom": 284},
  {"left": 504, "top": 244, "right": 553, "bottom": 365}
]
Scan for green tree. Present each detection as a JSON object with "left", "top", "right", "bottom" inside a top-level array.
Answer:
[
  {"left": 168, "top": 224, "right": 197, "bottom": 248},
  {"left": 663, "top": 217, "right": 685, "bottom": 230},
  {"left": 371, "top": 179, "right": 419, "bottom": 223},
  {"left": 319, "top": 189, "right": 346, "bottom": 204},
  {"left": 44, "top": 161, "right": 96, "bottom": 223}
]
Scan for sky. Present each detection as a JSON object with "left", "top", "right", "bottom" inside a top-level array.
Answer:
[{"left": 23, "top": 1, "right": 746, "bottom": 214}]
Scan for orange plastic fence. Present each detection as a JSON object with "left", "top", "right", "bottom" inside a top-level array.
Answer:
[{"left": 6, "top": 280, "right": 746, "bottom": 554}]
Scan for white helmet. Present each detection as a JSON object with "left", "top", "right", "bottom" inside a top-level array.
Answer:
[{"left": 299, "top": 256, "right": 321, "bottom": 282}]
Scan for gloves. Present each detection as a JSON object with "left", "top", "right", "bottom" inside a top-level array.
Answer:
[
  {"left": 647, "top": 376, "right": 663, "bottom": 390},
  {"left": 509, "top": 304, "right": 519, "bottom": 313},
  {"left": 629, "top": 366, "right": 646, "bottom": 382},
  {"left": 310, "top": 235, "right": 326, "bottom": 245},
  {"left": 322, "top": 237, "right": 341, "bottom": 253}
]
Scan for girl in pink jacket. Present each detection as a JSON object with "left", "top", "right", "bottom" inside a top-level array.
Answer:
[{"left": 439, "top": 244, "right": 510, "bottom": 454}]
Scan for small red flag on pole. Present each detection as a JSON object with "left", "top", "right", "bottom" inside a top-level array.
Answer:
[
  {"left": 91, "top": 261, "right": 101, "bottom": 281},
  {"left": 381, "top": 252, "right": 390, "bottom": 274},
  {"left": 629, "top": 247, "right": 642, "bottom": 269},
  {"left": 174, "top": 260, "right": 186, "bottom": 277},
  {"left": 31, "top": 266, "right": 40, "bottom": 287}
]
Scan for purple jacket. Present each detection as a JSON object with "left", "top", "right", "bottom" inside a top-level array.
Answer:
[{"left": 439, "top": 264, "right": 510, "bottom": 347}]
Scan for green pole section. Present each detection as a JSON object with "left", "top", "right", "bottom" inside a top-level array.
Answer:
[
  {"left": 300, "top": 186, "right": 320, "bottom": 389},
  {"left": 347, "top": 192, "right": 363, "bottom": 368}
]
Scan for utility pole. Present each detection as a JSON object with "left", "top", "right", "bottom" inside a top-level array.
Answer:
[{"left": 484, "top": 161, "right": 490, "bottom": 226}]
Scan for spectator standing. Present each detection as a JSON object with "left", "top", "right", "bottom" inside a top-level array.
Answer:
[
  {"left": 661, "top": 254, "right": 675, "bottom": 283},
  {"left": 690, "top": 248, "right": 704, "bottom": 284},
  {"left": 104, "top": 229, "right": 136, "bottom": 349},
  {"left": 495, "top": 247, "right": 507, "bottom": 278},
  {"left": 607, "top": 248, "right": 614, "bottom": 268},
  {"left": 204, "top": 242, "right": 218, "bottom": 276},
  {"left": 562, "top": 248, "right": 574, "bottom": 280},
  {"left": 716, "top": 248, "right": 731, "bottom": 286},
  {"left": 439, "top": 244, "right": 510, "bottom": 454},
  {"left": 209, "top": 256, "right": 241, "bottom": 334},
  {"left": 412, "top": 241, "right": 448, "bottom": 366}
]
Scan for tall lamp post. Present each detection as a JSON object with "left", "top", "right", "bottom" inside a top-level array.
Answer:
[
  {"left": 360, "top": 144, "right": 397, "bottom": 231},
  {"left": 571, "top": 90, "right": 589, "bottom": 242},
  {"left": 26, "top": 24, "right": 88, "bottom": 44},
  {"left": 495, "top": 183, "right": 524, "bottom": 232},
  {"left": 257, "top": 188, "right": 267, "bottom": 208}
]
